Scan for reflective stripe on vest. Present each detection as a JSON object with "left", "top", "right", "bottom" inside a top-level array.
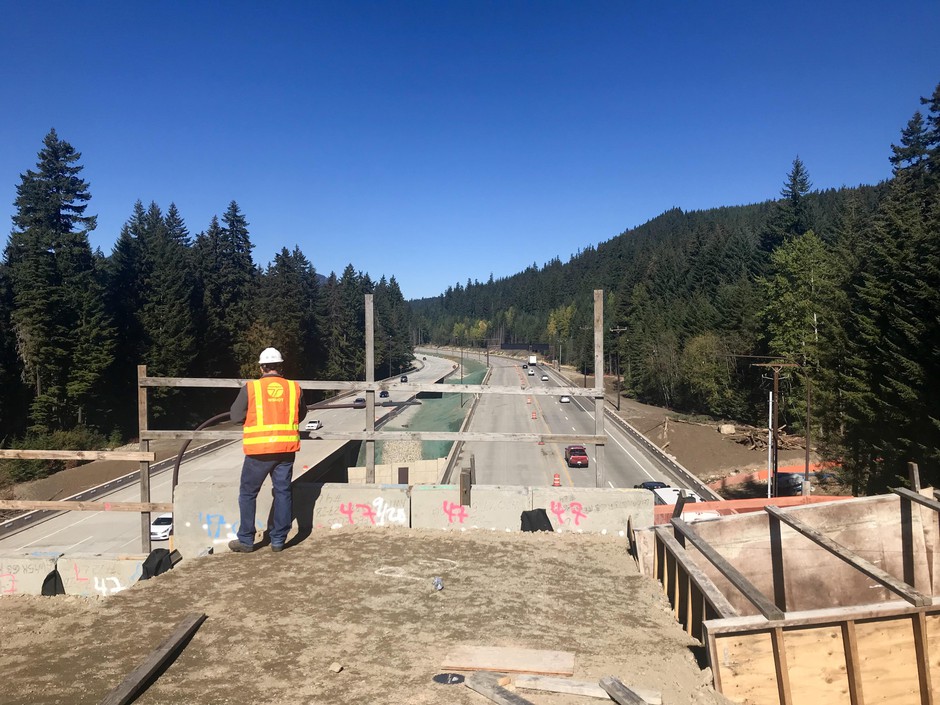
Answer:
[{"left": 242, "top": 377, "right": 301, "bottom": 455}]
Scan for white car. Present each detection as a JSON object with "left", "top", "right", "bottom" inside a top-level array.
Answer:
[
  {"left": 527, "top": 369, "right": 535, "bottom": 376},
  {"left": 559, "top": 395, "right": 571, "bottom": 403},
  {"left": 150, "top": 513, "right": 173, "bottom": 541},
  {"left": 305, "top": 419, "right": 322, "bottom": 431},
  {"left": 541, "top": 375, "right": 549, "bottom": 381}
]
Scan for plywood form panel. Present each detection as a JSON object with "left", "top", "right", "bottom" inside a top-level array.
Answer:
[
  {"left": 926, "top": 614, "right": 940, "bottom": 700},
  {"left": 713, "top": 631, "right": 778, "bottom": 704},
  {"left": 783, "top": 625, "right": 852, "bottom": 705},
  {"left": 855, "top": 617, "right": 921, "bottom": 703}
]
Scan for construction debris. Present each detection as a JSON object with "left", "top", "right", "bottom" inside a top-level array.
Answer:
[{"left": 329, "top": 662, "right": 343, "bottom": 673}]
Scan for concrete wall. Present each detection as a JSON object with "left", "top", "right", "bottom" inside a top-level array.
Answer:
[
  {"left": 531, "top": 487, "right": 653, "bottom": 536},
  {"left": 0, "top": 552, "right": 60, "bottom": 595},
  {"left": 174, "top": 481, "right": 651, "bottom": 557},
  {"left": 57, "top": 553, "right": 147, "bottom": 597},
  {"left": 174, "top": 480, "right": 274, "bottom": 559},
  {"left": 347, "top": 458, "right": 446, "bottom": 485},
  {"left": 411, "top": 485, "right": 531, "bottom": 530}
]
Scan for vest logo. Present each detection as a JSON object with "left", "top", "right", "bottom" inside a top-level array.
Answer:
[{"left": 266, "top": 382, "right": 285, "bottom": 400}]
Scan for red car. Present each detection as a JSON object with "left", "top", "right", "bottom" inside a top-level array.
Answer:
[{"left": 564, "top": 445, "right": 589, "bottom": 468}]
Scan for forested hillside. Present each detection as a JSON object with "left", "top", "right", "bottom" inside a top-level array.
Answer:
[
  {"left": 411, "top": 82, "right": 940, "bottom": 493},
  {"left": 0, "top": 130, "right": 412, "bottom": 480}
]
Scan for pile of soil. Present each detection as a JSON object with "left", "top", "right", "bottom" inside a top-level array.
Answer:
[{"left": 0, "top": 528, "right": 732, "bottom": 705}]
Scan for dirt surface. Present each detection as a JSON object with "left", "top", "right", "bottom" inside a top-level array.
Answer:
[{"left": 0, "top": 528, "right": 730, "bottom": 705}]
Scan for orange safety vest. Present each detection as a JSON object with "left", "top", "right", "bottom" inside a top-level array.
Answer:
[{"left": 242, "top": 376, "right": 302, "bottom": 455}]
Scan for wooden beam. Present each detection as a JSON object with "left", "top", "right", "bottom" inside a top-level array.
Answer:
[
  {"left": 0, "top": 500, "right": 173, "bottom": 512},
  {"left": 912, "top": 612, "right": 934, "bottom": 705},
  {"left": 465, "top": 672, "right": 536, "bottom": 705},
  {"left": 841, "top": 620, "right": 864, "bottom": 705},
  {"left": 99, "top": 613, "right": 206, "bottom": 705},
  {"left": 514, "top": 675, "right": 661, "bottom": 703},
  {"left": 771, "top": 627, "right": 793, "bottom": 705},
  {"left": 671, "top": 518, "right": 784, "bottom": 620},
  {"left": 0, "top": 450, "right": 155, "bottom": 461},
  {"left": 765, "top": 505, "right": 930, "bottom": 607},
  {"left": 892, "top": 487, "right": 940, "bottom": 513},
  {"left": 139, "top": 375, "right": 601, "bottom": 397},
  {"left": 142, "top": 429, "right": 607, "bottom": 445},
  {"left": 599, "top": 676, "right": 647, "bottom": 705}
]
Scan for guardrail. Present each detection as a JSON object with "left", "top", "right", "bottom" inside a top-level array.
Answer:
[
  {"left": 603, "top": 410, "right": 722, "bottom": 500},
  {"left": 0, "top": 439, "right": 232, "bottom": 541}
]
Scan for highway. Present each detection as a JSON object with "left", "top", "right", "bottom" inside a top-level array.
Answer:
[{"left": 457, "top": 355, "right": 675, "bottom": 488}]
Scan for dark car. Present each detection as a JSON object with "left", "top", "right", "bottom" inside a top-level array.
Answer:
[
  {"left": 564, "top": 444, "right": 589, "bottom": 468},
  {"left": 379, "top": 390, "right": 390, "bottom": 398},
  {"left": 400, "top": 375, "right": 408, "bottom": 382},
  {"left": 634, "top": 480, "right": 669, "bottom": 491},
  {"left": 352, "top": 397, "right": 366, "bottom": 409}
]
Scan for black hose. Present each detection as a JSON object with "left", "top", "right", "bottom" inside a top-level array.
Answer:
[{"left": 171, "top": 412, "right": 231, "bottom": 503}]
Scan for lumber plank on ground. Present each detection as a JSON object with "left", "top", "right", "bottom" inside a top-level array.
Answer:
[
  {"left": 465, "top": 672, "right": 536, "bottom": 705},
  {"left": 514, "top": 674, "right": 662, "bottom": 703},
  {"left": 599, "top": 676, "right": 647, "bottom": 705},
  {"left": 99, "top": 613, "right": 206, "bottom": 705},
  {"left": 443, "top": 645, "right": 575, "bottom": 676}
]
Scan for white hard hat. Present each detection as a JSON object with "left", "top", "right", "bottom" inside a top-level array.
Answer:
[{"left": 258, "top": 347, "right": 284, "bottom": 364}]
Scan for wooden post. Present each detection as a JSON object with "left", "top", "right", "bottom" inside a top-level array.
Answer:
[
  {"left": 912, "top": 612, "right": 934, "bottom": 705},
  {"left": 138, "top": 365, "right": 151, "bottom": 554},
  {"left": 769, "top": 512, "right": 787, "bottom": 611},
  {"left": 771, "top": 627, "right": 793, "bottom": 705},
  {"left": 365, "top": 294, "right": 375, "bottom": 483},
  {"left": 909, "top": 461, "right": 922, "bottom": 492},
  {"left": 593, "top": 289, "right": 606, "bottom": 488},
  {"left": 841, "top": 620, "right": 864, "bottom": 705},
  {"left": 460, "top": 468, "right": 471, "bottom": 506}
]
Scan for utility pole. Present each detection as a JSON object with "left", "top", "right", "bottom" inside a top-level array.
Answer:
[
  {"left": 754, "top": 362, "right": 798, "bottom": 497},
  {"left": 609, "top": 326, "right": 627, "bottom": 412}
]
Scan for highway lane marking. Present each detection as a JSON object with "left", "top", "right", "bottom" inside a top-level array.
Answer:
[
  {"left": 64, "top": 535, "right": 92, "bottom": 552},
  {"left": 607, "top": 430, "right": 656, "bottom": 480},
  {"left": 15, "top": 510, "right": 101, "bottom": 550}
]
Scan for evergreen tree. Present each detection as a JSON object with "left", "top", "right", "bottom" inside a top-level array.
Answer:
[
  {"left": 761, "top": 157, "right": 813, "bottom": 252},
  {"left": 192, "top": 204, "right": 257, "bottom": 377},
  {"left": 4, "top": 129, "right": 114, "bottom": 431}
]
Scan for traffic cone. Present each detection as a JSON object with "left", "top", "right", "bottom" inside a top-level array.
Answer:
[
  {"left": 552, "top": 473, "right": 561, "bottom": 487},
  {"left": 527, "top": 397, "right": 531, "bottom": 404},
  {"left": 531, "top": 411, "right": 537, "bottom": 419}
]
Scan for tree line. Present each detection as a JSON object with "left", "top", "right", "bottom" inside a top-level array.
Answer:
[
  {"left": 412, "top": 81, "right": 940, "bottom": 494},
  {"left": 0, "top": 130, "right": 412, "bottom": 480}
]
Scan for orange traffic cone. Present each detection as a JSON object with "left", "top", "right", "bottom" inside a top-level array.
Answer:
[
  {"left": 527, "top": 397, "right": 531, "bottom": 404},
  {"left": 531, "top": 411, "right": 537, "bottom": 419},
  {"left": 552, "top": 473, "right": 561, "bottom": 487}
]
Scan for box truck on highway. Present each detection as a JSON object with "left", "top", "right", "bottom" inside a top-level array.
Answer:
[{"left": 528, "top": 355, "right": 538, "bottom": 366}]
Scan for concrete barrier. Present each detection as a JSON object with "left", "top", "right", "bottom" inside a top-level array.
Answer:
[
  {"left": 58, "top": 553, "right": 147, "bottom": 597},
  {"left": 312, "top": 484, "right": 410, "bottom": 529},
  {"left": 410, "top": 485, "right": 531, "bottom": 530},
  {"left": 0, "top": 551, "right": 60, "bottom": 596},
  {"left": 174, "top": 481, "right": 274, "bottom": 558},
  {"left": 530, "top": 487, "right": 653, "bottom": 536}
]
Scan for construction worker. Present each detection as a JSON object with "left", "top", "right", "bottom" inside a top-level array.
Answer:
[{"left": 228, "top": 347, "right": 306, "bottom": 553}]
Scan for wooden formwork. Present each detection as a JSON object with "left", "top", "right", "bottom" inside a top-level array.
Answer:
[{"left": 643, "top": 488, "right": 940, "bottom": 705}]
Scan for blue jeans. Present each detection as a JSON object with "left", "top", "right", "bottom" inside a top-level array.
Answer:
[{"left": 237, "top": 453, "right": 294, "bottom": 547}]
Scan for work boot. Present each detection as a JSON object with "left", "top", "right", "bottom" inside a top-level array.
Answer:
[
  {"left": 271, "top": 544, "right": 284, "bottom": 553},
  {"left": 228, "top": 540, "right": 254, "bottom": 553}
]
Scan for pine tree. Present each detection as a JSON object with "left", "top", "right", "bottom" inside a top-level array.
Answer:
[{"left": 4, "top": 129, "right": 114, "bottom": 431}]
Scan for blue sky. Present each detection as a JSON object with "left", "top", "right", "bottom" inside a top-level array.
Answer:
[{"left": 1, "top": 1, "right": 937, "bottom": 300}]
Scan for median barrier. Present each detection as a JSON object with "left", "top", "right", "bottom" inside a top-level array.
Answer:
[
  {"left": 410, "top": 484, "right": 530, "bottom": 530},
  {"left": 0, "top": 552, "right": 60, "bottom": 595},
  {"left": 530, "top": 487, "right": 653, "bottom": 535},
  {"left": 58, "top": 553, "right": 147, "bottom": 597}
]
